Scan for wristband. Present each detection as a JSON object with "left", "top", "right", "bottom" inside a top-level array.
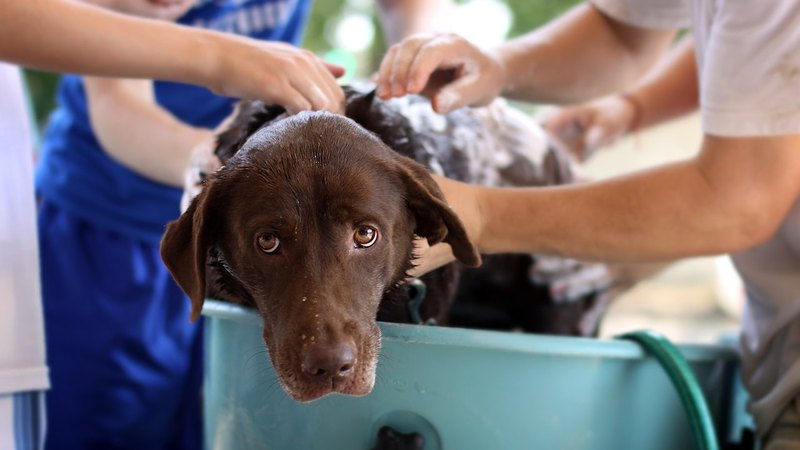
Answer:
[{"left": 619, "top": 91, "right": 643, "bottom": 133}]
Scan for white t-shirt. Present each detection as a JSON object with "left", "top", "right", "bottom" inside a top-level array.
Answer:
[
  {"left": 0, "top": 63, "right": 49, "bottom": 394},
  {"left": 591, "top": 0, "right": 800, "bottom": 437}
]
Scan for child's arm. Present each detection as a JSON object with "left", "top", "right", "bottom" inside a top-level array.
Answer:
[
  {"left": 1, "top": 0, "right": 344, "bottom": 110},
  {"left": 84, "top": 77, "right": 210, "bottom": 187}
]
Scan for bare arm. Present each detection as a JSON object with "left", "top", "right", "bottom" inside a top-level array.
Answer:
[
  {"left": 544, "top": 37, "right": 698, "bottom": 159},
  {"left": 1, "top": 0, "right": 344, "bottom": 111},
  {"left": 84, "top": 78, "right": 210, "bottom": 187},
  {"left": 376, "top": 3, "right": 676, "bottom": 112},
  {"left": 625, "top": 36, "right": 697, "bottom": 129},
  {"left": 496, "top": 4, "right": 677, "bottom": 104},
  {"left": 441, "top": 134, "right": 800, "bottom": 263},
  {"left": 375, "top": 0, "right": 452, "bottom": 44}
]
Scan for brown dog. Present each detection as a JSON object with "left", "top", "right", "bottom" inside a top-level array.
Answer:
[{"left": 161, "top": 87, "right": 634, "bottom": 402}]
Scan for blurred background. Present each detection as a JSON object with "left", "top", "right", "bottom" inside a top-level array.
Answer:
[{"left": 23, "top": 0, "right": 743, "bottom": 344}]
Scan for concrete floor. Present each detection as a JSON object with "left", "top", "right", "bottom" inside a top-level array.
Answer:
[{"left": 572, "top": 113, "right": 743, "bottom": 344}]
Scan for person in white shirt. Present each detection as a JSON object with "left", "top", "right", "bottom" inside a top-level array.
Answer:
[
  {"left": 0, "top": 1, "right": 346, "bottom": 448},
  {"left": 376, "top": 1, "right": 800, "bottom": 448}
]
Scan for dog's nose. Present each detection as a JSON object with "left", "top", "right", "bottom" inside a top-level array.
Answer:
[{"left": 301, "top": 342, "right": 357, "bottom": 379}]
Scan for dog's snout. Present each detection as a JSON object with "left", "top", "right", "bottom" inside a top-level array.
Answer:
[{"left": 301, "top": 342, "right": 357, "bottom": 380}]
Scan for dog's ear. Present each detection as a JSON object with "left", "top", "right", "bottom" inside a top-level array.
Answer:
[
  {"left": 160, "top": 179, "right": 224, "bottom": 322},
  {"left": 215, "top": 101, "right": 287, "bottom": 163},
  {"left": 393, "top": 155, "right": 481, "bottom": 268}
]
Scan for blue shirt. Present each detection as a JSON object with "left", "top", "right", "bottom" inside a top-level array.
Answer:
[{"left": 35, "top": 0, "right": 312, "bottom": 243}]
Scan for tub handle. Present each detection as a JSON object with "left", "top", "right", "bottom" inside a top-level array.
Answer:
[{"left": 370, "top": 425, "right": 425, "bottom": 450}]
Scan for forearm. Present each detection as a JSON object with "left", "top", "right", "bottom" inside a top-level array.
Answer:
[
  {"left": 1, "top": 0, "right": 220, "bottom": 87},
  {"left": 470, "top": 135, "right": 800, "bottom": 262},
  {"left": 375, "top": 0, "right": 452, "bottom": 44},
  {"left": 84, "top": 77, "right": 211, "bottom": 187},
  {"left": 496, "top": 4, "right": 676, "bottom": 104},
  {"left": 628, "top": 37, "right": 698, "bottom": 130}
]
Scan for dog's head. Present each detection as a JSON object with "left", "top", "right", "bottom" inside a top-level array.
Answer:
[{"left": 161, "top": 108, "right": 479, "bottom": 402}]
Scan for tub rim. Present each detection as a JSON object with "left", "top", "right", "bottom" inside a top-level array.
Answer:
[{"left": 202, "top": 299, "right": 739, "bottom": 362}]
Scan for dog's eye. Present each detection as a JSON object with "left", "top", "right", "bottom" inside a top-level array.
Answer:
[
  {"left": 257, "top": 233, "right": 280, "bottom": 253},
  {"left": 353, "top": 225, "right": 378, "bottom": 248}
]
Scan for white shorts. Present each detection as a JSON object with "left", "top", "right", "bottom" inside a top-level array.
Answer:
[{"left": 0, "top": 391, "right": 46, "bottom": 450}]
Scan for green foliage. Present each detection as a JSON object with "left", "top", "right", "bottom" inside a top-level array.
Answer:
[
  {"left": 504, "top": 0, "right": 582, "bottom": 38},
  {"left": 23, "top": 69, "right": 60, "bottom": 131}
]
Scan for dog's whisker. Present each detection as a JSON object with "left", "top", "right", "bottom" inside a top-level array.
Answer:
[{"left": 244, "top": 349, "right": 269, "bottom": 371}]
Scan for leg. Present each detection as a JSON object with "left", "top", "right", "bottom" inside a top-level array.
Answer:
[{"left": 38, "top": 201, "right": 203, "bottom": 450}]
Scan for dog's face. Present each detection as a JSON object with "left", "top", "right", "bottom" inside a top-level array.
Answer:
[{"left": 161, "top": 111, "right": 479, "bottom": 402}]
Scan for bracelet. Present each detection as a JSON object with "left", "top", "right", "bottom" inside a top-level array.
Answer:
[{"left": 618, "top": 91, "right": 644, "bottom": 133}]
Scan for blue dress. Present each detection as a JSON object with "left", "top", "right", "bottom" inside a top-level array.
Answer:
[{"left": 35, "top": 1, "right": 311, "bottom": 449}]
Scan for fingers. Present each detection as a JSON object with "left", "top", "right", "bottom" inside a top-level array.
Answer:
[
  {"left": 376, "top": 33, "right": 505, "bottom": 112},
  {"left": 380, "top": 36, "right": 431, "bottom": 98},
  {"left": 407, "top": 239, "right": 456, "bottom": 278},
  {"left": 323, "top": 61, "right": 346, "bottom": 79},
  {"left": 405, "top": 35, "right": 462, "bottom": 95},
  {"left": 541, "top": 107, "right": 594, "bottom": 161},
  {"left": 377, "top": 34, "right": 449, "bottom": 100},
  {"left": 542, "top": 107, "right": 586, "bottom": 136},
  {"left": 306, "top": 55, "right": 345, "bottom": 113},
  {"left": 432, "top": 73, "right": 481, "bottom": 114},
  {"left": 275, "top": 49, "right": 344, "bottom": 114}
]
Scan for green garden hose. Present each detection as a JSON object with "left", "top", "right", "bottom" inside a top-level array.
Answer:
[{"left": 618, "top": 330, "right": 720, "bottom": 450}]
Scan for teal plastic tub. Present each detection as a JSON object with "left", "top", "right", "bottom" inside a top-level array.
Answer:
[{"left": 202, "top": 300, "right": 743, "bottom": 450}]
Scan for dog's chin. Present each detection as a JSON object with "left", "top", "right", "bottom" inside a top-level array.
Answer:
[
  {"left": 284, "top": 377, "right": 375, "bottom": 403},
  {"left": 274, "top": 340, "right": 380, "bottom": 402},
  {"left": 262, "top": 318, "right": 383, "bottom": 403},
  {"left": 280, "top": 369, "right": 377, "bottom": 403}
]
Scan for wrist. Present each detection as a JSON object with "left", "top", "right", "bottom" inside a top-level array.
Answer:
[
  {"left": 489, "top": 51, "right": 509, "bottom": 100},
  {"left": 618, "top": 91, "right": 644, "bottom": 133},
  {"left": 181, "top": 28, "right": 225, "bottom": 94},
  {"left": 469, "top": 182, "right": 490, "bottom": 254}
]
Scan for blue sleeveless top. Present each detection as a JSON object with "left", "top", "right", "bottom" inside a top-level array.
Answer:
[{"left": 35, "top": 0, "right": 312, "bottom": 243}]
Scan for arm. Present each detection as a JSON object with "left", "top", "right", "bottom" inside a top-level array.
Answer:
[
  {"left": 376, "top": 3, "right": 675, "bottom": 113},
  {"left": 441, "top": 134, "right": 800, "bottom": 263},
  {"left": 375, "top": 0, "right": 452, "bottom": 44},
  {"left": 622, "top": 36, "right": 697, "bottom": 129},
  {"left": 496, "top": 4, "right": 677, "bottom": 104},
  {"left": 1, "top": 0, "right": 344, "bottom": 111},
  {"left": 544, "top": 37, "right": 698, "bottom": 159},
  {"left": 84, "top": 78, "right": 210, "bottom": 187}
]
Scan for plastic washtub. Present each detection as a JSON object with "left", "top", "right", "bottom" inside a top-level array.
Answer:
[{"left": 202, "top": 300, "right": 742, "bottom": 450}]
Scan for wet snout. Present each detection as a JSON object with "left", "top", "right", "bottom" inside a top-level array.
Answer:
[
  {"left": 301, "top": 339, "right": 357, "bottom": 381},
  {"left": 265, "top": 305, "right": 382, "bottom": 403}
]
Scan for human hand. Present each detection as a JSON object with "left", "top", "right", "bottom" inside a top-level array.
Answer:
[
  {"left": 408, "top": 174, "right": 485, "bottom": 277},
  {"left": 541, "top": 94, "right": 638, "bottom": 161},
  {"left": 206, "top": 38, "right": 346, "bottom": 114},
  {"left": 375, "top": 33, "right": 505, "bottom": 114},
  {"left": 81, "top": 0, "right": 196, "bottom": 21}
]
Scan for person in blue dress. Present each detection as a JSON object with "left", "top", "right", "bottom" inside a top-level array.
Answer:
[{"left": 34, "top": 0, "right": 449, "bottom": 449}]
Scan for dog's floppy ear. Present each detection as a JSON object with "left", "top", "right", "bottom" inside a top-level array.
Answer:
[
  {"left": 160, "top": 179, "right": 223, "bottom": 322},
  {"left": 393, "top": 155, "right": 481, "bottom": 268}
]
